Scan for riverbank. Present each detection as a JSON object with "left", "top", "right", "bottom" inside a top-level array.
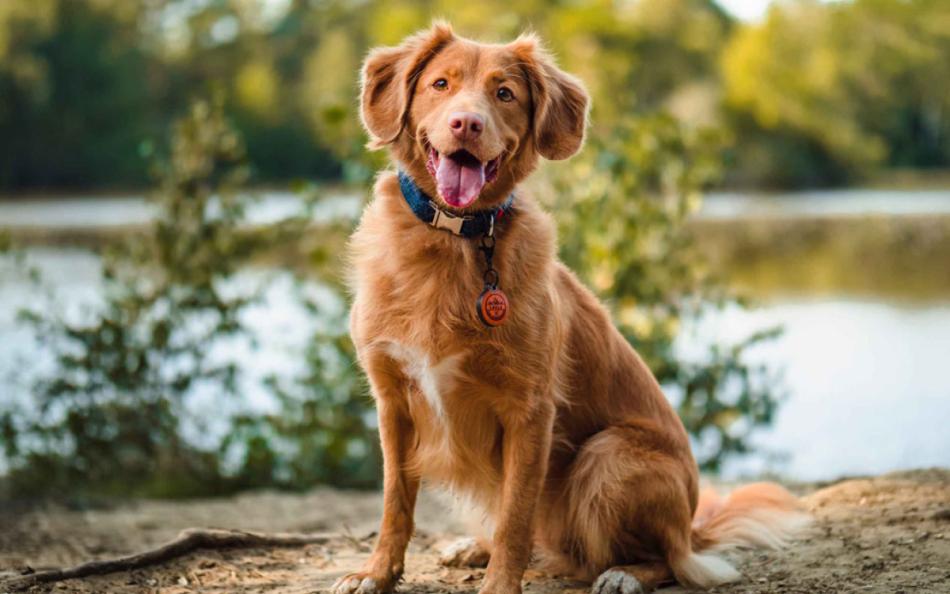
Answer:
[
  {"left": 1, "top": 469, "right": 948, "bottom": 593},
  {"left": 7, "top": 212, "right": 950, "bottom": 303}
]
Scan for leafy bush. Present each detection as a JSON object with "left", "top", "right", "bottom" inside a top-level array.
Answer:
[
  {"left": 545, "top": 114, "right": 781, "bottom": 470},
  {"left": 0, "top": 98, "right": 373, "bottom": 499}
]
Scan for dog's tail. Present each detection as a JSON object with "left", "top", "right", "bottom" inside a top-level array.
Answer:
[{"left": 669, "top": 482, "right": 811, "bottom": 589}]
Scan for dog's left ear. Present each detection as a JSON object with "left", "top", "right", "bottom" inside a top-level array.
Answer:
[
  {"left": 512, "top": 35, "right": 590, "bottom": 161},
  {"left": 360, "top": 23, "right": 456, "bottom": 148}
]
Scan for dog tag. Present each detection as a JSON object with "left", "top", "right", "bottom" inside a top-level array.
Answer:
[{"left": 477, "top": 287, "right": 510, "bottom": 327}]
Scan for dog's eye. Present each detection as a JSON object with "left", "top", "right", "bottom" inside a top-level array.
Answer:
[
  {"left": 496, "top": 87, "right": 514, "bottom": 102},
  {"left": 433, "top": 78, "right": 448, "bottom": 91}
]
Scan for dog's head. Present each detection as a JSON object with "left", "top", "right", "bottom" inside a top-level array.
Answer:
[{"left": 360, "top": 23, "right": 589, "bottom": 210}]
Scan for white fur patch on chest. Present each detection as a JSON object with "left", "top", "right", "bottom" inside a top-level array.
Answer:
[{"left": 383, "top": 342, "right": 461, "bottom": 421}]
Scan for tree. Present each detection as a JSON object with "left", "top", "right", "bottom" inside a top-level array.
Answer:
[
  {"left": 0, "top": 0, "right": 160, "bottom": 189},
  {"left": 721, "top": 0, "right": 950, "bottom": 186}
]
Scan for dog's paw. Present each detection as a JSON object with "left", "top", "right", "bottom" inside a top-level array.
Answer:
[
  {"left": 439, "top": 537, "right": 491, "bottom": 568},
  {"left": 591, "top": 569, "right": 645, "bottom": 594},
  {"left": 331, "top": 572, "right": 392, "bottom": 594},
  {"left": 476, "top": 577, "right": 522, "bottom": 594}
]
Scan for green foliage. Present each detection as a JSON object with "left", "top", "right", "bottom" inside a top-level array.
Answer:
[
  {"left": 721, "top": 0, "right": 950, "bottom": 187},
  {"left": 546, "top": 114, "right": 781, "bottom": 470},
  {"left": 234, "top": 325, "right": 381, "bottom": 490},
  {"left": 6, "top": 98, "right": 249, "bottom": 497},
  {"left": 0, "top": 0, "right": 158, "bottom": 188},
  {"left": 6, "top": 0, "right": 946, "bottom": 190},
  {"left": 0, "top": 98, "right": 374, "bottom": 499}
]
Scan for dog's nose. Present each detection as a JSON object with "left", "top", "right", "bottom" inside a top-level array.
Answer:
[{"left": 448, "top": 112, "right": 484, "bottom": 141}]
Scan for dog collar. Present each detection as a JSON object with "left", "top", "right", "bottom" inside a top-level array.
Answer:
[{"left": 397, "top": 170, "right": 514, "bottom": 238}]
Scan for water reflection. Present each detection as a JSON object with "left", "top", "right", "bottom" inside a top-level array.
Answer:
[{"left": 680, "top": 299, "right": 950, "bottom": 480}]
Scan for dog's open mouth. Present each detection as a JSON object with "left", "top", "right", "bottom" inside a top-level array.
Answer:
[{"left": 426, "top": 148, "right": 501, "bottom": 208}]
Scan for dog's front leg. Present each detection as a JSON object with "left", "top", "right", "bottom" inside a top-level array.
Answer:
[
  {"left": 333, "top": 353, "right": 419, "bottom": 594},
  {"left": 479, "top": 400, "right": 555, "bottom": 594}
]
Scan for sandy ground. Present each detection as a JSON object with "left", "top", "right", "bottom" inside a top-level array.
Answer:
[{"left": 1, "top": 469, "right": 948, "bottom": 594}]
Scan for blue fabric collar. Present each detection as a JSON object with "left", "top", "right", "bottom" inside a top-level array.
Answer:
[{"left": 397, "top": 170, "right": 514, "bottom": 238}]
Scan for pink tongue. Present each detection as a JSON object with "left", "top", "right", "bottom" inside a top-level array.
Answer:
[{"left": 436, "top": 156, "right": 485, "bottom": 208}]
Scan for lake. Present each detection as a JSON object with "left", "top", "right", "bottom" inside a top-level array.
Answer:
[
  {"left": 3, "top": 187, "right": 950, "bottom": 227},
  {"left": 1, "top": 189, "right": 949, "bottom": 481}
]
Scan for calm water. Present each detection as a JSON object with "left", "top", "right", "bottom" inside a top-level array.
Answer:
[
  {"left": 2, "top": 187, "right": 948, "bottom": 228},
  {"left": 701, "top": 188, "right": 950, "bottom": 219},
  {"left": 2, "top": 190, "right": 949, "bottom": 481},
  {"left": 679, "top": 299, "right": 950, "bottom": 480},
  {"left": 0, "top": 191, "right": 361, "bottom": 228}
]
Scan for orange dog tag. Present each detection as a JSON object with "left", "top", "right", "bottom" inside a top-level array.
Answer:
[{"left": 477, "top": 287, "right": 509, "bottom": 327}]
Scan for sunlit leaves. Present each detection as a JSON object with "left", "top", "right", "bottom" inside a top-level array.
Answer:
[
  {"left": 235, "top": 59, "right": 280, "bottom": 119},
  {"left": 5, "top": 99, "right": 283, "bottom": 498}
]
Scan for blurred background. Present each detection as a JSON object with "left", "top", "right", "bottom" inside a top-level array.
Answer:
[{"left": 1, "top": 0, "right": 949, "bottom": 503}]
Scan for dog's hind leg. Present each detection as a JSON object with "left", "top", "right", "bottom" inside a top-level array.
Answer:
[{"left": 542, "top": 420, "right": 698, "bottom": 592}]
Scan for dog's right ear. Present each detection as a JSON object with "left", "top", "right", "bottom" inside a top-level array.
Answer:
[
  {"left": 360, "top": 23, "right": 455, "bottom": 148},
  {"left": 511, "top": 34, "right": 589, "bottom": 161}
]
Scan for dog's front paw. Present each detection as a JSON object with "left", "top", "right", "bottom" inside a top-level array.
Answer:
[
  {"left": 439, "top": 537, "right": 491, "bottom": 568},
  {"left": 591, "top": 568, "right": 645, "bottom": 594},
  {"left": 476, "top": 585, "right": 522, "bottom": 594},
  {"left": 476, "top": 576, "right": 522, "bottom": 594},
  {"left": 331, "top": 572, "right": 394, "bottom": 594}
]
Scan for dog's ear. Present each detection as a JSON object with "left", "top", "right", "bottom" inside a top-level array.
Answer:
[
  {"left": 512, "top": 35, "right": 589, "bottom": 161},
  {"left": 360, "top": 23, "right": 455, "bottom": 148}
]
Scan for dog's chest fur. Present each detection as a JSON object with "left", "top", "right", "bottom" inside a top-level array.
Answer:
[
  {"left": 382, "top": 341, "right": 459, "bottom": 421},
  {"left": 382, "top": 339, "right": 505, "bottom": 494},
  {"left": 348, "top": 174, "right": 560, "bottom": 495}
]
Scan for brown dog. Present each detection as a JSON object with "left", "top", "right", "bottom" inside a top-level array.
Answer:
[{"left": 335, "top": 23, "right": 808, "bottom": 594}]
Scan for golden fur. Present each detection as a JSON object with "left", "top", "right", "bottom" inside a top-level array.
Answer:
[{"left": 334, "top": 24, "right": 808, "bottom": 594}]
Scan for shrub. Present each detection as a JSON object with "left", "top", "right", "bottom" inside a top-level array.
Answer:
[{"left": 546, "top": 114, "right": 781, "bottom": 470}]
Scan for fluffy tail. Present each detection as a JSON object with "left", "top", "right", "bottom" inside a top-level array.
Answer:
[{"left": 670, "top": 482, "right": 811, "bottom": 589}]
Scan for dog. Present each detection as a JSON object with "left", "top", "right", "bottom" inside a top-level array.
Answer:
[{"left": 335, "top": 23, "right": 808, "bottom": 594}]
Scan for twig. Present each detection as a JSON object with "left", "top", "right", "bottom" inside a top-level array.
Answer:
[{"left": 1, "top": 527, "right": 335, "bottom": 592}]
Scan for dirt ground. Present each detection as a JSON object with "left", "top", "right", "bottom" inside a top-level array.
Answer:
[{"left": 1, "top": 469, "right": 948, "bottom": 594}]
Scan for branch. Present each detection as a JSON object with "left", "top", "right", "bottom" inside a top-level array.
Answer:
[{"left": 1, "top": 528, "right": 335, "bottom": 592}]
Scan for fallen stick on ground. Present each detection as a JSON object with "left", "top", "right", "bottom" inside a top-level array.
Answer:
[{"left": 0, "top": 527, "right": 335, "bottom": 592}]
